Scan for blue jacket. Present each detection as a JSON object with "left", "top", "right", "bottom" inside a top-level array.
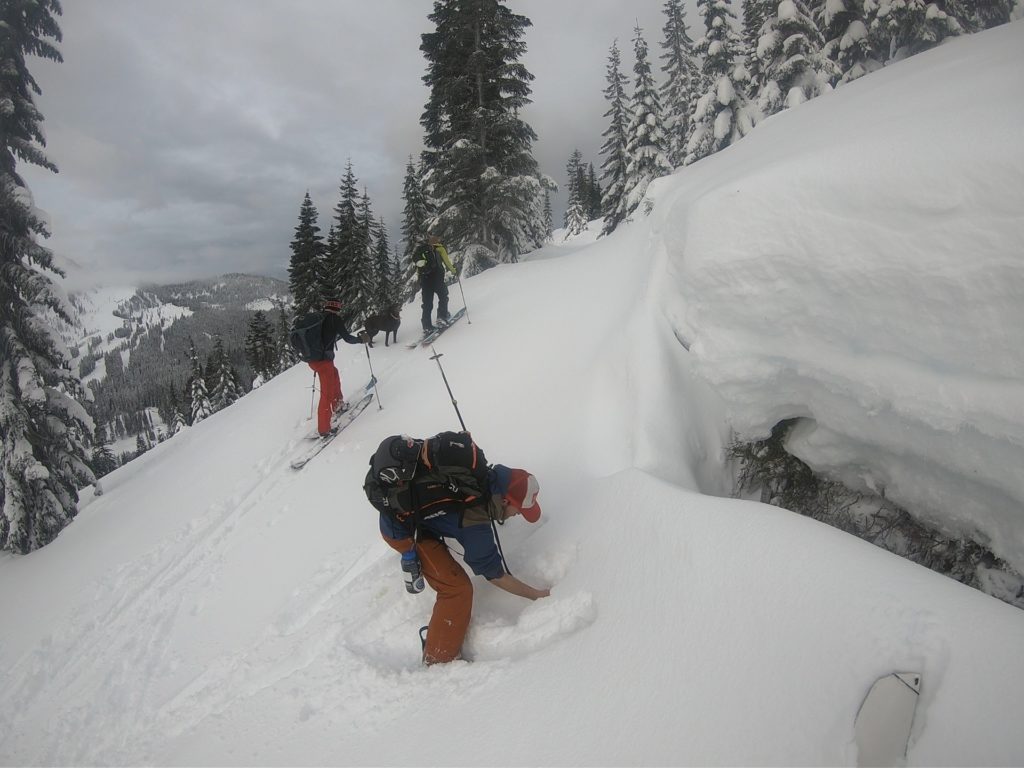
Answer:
[{"left": 379, "top": 507, "right": 505, "bottom": 580}]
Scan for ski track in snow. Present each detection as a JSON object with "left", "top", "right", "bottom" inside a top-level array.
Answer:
[
  {"left": 0, "top": 420, "right": 323, "bottom": 763},
  {"left": 0, "top": 377, "right": 595, "bottom": 763}
]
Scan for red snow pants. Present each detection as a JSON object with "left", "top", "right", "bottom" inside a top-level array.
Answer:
[
  {"left": 382, "top": 535, "right": 472, "bottom": 664},
  {"left": 308, "top": 359, "right": 341, "bottom": 435}
]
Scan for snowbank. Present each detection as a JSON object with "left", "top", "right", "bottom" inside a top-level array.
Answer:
[{"left": 652, "top": 21, "right": 1024, "bottom": 571}]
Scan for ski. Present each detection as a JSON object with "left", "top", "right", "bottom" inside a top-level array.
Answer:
[
  {"left": 290, "top": 388, "right": 375, "bottom": 470},
  {"left": 407, "top": 307, "right": 467, "bottom": 349},
  {"left": 300, "top": 376, "right": 377, "bottom": 438}
]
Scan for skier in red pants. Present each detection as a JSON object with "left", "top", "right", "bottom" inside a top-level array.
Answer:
[{"left": 309, "top": 299, "right": 363, "bottom": 437}]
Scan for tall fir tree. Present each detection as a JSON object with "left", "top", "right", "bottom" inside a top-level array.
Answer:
[
  {"left": 563, "top": 180, "right": 588, "bottom": 240},
  {"left": 586, "top": 163, "right": 603, "bottom": 220},
  {"left": 660, "top": 0, "right": 702, "bottom": 167},
  {"left": 90, "top": 425, "right": 118, "bottom": 480},
  {"left": 863, "top": 0, "right": 961, "bottom": 61},
  {"left": 400, "top": 156, "right": 433, "bottom": 298},
  {"left": 288, "top": 192, "right": 326, "bottom": 315},
  {"left": 371, "top": 216, "right": 399, "bottom": 310},
  {"left": 206, "top": 336, "right": 243, "bottom": 412},
  {"left": 563, "top": 149, "right": 585, "bottom": 232},
  {"left": 186, "top": 339, "right": 213, "bottom": 425},
  {"left": 244, "top": 310, "right": 277, "bottom": 383},
  {"left": 275, "top": 306, "right": 298, "bottom": 372},
  {"left": 741, "top": 0, "right": 775, "bottom": 99},
  {"left": 165, "top": 384, "right": 186, "bottom": 436},
  {"left": 542, "top": 190, "right": 554, "bottom": 241},
  {"left": 598, "top": 40, "right": 633, "bottom": 236},
  {"left": 755, "top": 0, "right": 837, "bottom": 118},
  {"left": 339, "top": 189, "right": 377, "bottom": 322},
  {"left": 390, "top": 245, "right": 405, "bottom": 307},
  {"left": 328, "top": 161, "right": 374, "bottom": 321},
  {"left": 0, "top": 0, "right": 95, "bottom": 554},
  {"left": 420, "top": 0, "right": 546, "bottom": 274},
  {"left": 686, "top": 0, "right": 752, "bottom": 166},
  {"left": 622, "top": 25, "right": 673, "bottom": 220},
  {"left": 815, "top": 0, "right": 883, "bottom": 85}
]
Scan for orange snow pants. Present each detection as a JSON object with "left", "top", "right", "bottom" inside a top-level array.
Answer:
[
  {"left": 383, "top": 535, "right": 472, "bottom": 664},
  {"left": 308, "top": 359, "right": 341, "bottom": 435}
]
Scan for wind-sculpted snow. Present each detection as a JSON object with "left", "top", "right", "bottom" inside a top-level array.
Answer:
[{"left": 652, "top": 21, "right": 1024, "bottom": 572}]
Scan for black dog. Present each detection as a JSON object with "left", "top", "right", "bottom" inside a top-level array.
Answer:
[{"left": 362, "top": 307, "right": 401, "bottom": 347}]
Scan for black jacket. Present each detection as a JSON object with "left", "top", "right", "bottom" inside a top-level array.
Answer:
[{"left": 320, "top": 312, "right": 361, "bottom": 360}]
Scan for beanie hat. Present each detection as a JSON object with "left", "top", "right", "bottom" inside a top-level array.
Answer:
[
  {"left": 324, "top": 299, "right": 342, "bottom": 313},
  {"left": 490, "top": 465, "right": 541, "bottom": 523}
]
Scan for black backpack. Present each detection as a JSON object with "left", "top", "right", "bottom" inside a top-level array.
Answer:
[
  {"left": 289, "top": 312, "right": 325, "bottom": 362},
  {"left": 364, "top": 431, "right": 490, "bottom": 524},
  {"left": 415, "top": 242, "right": 440, "bottom": 275}
]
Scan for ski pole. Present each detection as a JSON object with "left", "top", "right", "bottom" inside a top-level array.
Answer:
[
  {"left": 309, "top": 371, "right": 318, "bottom": 419},
  {"left": 428, "top": 346, "right": 467, "bottom": 431},
  {"left": 364, "top": 343, "right": 383, "bottom": 409},
  {"left": 455, "top": 273, "right": 471, "bottom": 325}
]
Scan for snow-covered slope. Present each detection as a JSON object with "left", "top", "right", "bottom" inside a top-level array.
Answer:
[
  {"left": 1, "top": 21, "right": 1023, "bottom": 768},
  {"left": 68, "top": 285, "right": 192, "bottom": 387}
]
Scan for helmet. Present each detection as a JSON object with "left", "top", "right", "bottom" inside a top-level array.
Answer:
[{"left": 372, "top": 435, "right": 422, "bottom": 485}]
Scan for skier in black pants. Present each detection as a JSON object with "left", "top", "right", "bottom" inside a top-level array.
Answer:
[{"left": 415, "top": 232, "right": 456, "bottom": 333}]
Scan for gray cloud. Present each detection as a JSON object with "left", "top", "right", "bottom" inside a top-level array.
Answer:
[{"left": 23, "top": 0, "right": 689, "bottom": 288}]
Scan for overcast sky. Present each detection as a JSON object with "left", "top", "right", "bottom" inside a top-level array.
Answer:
[{"left": 22, "top": 0, "right": 695, "bottom": 289}]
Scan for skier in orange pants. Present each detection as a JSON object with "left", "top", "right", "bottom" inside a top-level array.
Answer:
[{"left": 367, "top": 434, "right": 549, "bottom": 664}]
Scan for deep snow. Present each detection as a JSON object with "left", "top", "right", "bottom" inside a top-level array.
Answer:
[{"left": 1, "top": 20, "right": 1023, "bottom": 768}]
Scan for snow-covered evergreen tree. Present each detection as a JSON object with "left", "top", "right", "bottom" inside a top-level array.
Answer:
[
  {"left": 90, "top": 426, "right": 118, "bottom": 480},
  {"left": 206, "top": 336, "right": 243, "bottom": 412},
  {"left": 345, "top": 189, "right": 377, "bottom": 323},
  {"left": 542, "top": 190, "right": 554, "bottom": 241},
  {"left": 563, "top": 149, "right": 585, "bottom": 233},
  {"left": 585, "top": 163, "right": 603, "bottom": 221},
  {"left": 599, "top": 40, "right": 634, "bottom": 236},
  {"left": 864, "top": 0, "right": 961, "bottom": 62},
  {"left": 961, "top": 0, "right": 1013, "bottom": 29},
  {"left": 186, "top": 339, "right": 213, "bottom": 425},
  {"left": 660, "top": 0, "right": 702, "bottom": 167},
  {"left": 400, "top": 157, "right": 432, "bottom": 297},
  {"left": 622, "top": 26, "right": 673, "bottom": 220},
  {"left": 328, "top": 163, "right": 374, "bottom": 322},
  {"left": 816, "top": 0, "right": 883, "bottom": 85},
  {"left": 371, "top": 217, "right": 399, "bottom": 310},
  {"left": 525, "top": 173, "right": 558, "bottom": 250},
  {"left": 328, "top": 161, "right": 360, "bottom": 304},
  {"left": 244, "top": 310, "right": 277, "bottom": 383},
  {"left": 275, "top": 306, "right": 298, "bottom": 372},
  {"left": 756, "top": 0, "right": 837, "bottom": 118},
  {"left": 390, "top": 245, "right": 405, "bottom": 306},
  {"left": 686, "top": 0, "right": 752, "bottom": 166},
  {"left": 420, "top": 0, "right": 546, "bottom": 274},
  {"left": 564, "top": 189, "right": 588, "bottom": 240},
  {"left": 0, "top": 0, "right": 95, "bottom": 554},
  {"left": 288, "top": 192, "right": 326, "bottom": 315},
  {"left": 165, "top": 385, "right": 186, "bottom": 436},
  {"left": 742, "top": 0, "right": 775, "bottom": 99}
]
